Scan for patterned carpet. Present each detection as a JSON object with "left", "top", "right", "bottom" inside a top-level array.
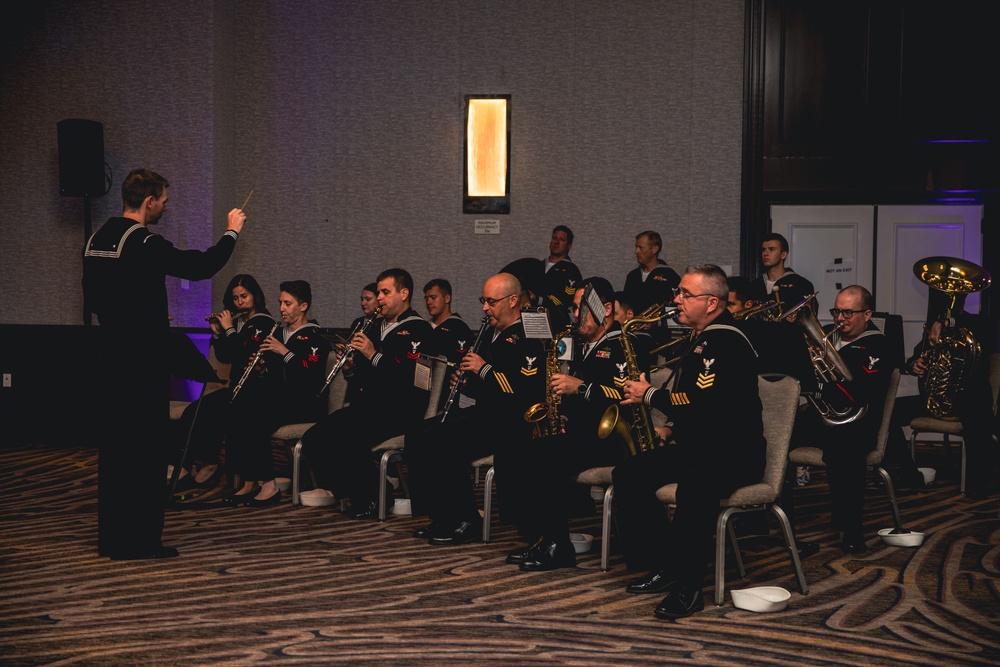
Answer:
[{"left": 1, "top": 443, "right": 998, "bottom": 666}]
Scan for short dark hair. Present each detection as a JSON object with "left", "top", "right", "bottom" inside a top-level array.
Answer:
[
  {"left": 423, "top": 278, "right": 452, "bottom": 297},
  {"left": 727, "top": 276, "right": 751, "bottom": 303},
  {"left": 362, "top": 282, "right": 378, "bottom": 295},
  {"left": 636, "top": 230, "right": 662, "bottom": 252},
  {"left": 614, "top": 290, "right": 632, "bottom": 313},
  {"left": 763, "top": 232, "right": 789, "bottom": 253},
  {"left": 223, "top": 274, "right": 267, "bottom": 313},
  {"left": 581, "top": 276, "right": 615, "bottom": 306},
  {"left": 552, "top": 225, "right": 574, "bottom": 245},
  {"left": 121, "top": 168, "right": 168, "bottom": 210},
  {"left": 280, "top": 280, "right": 312, "bottom": 312},
  {"left": 376, "top": 268, "right": 413, "bottom": 297}
]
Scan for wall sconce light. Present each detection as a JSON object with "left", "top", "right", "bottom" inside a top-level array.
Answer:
[{"left": 464, "top": 95, "right": 510, "bottom": 214}]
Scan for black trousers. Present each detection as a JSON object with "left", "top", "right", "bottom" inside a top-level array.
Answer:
[{"left": 613, "top": 446, "right": 742, "bottom": 588}]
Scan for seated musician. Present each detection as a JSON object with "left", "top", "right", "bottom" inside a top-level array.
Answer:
[
  {"left": 299, "top": 268, "right": 432, "bottom": 519},
  {"left": 617, "top": 264, "right": 766, "bottom": 619},
  {"left": 505, "top": 277, "right": 651, "bottom": 571},
  {"left": 785, "top": 285, "right": 893, "bottom": 553},
  {"left": 172, "top": 274, "right": 274, "bottom": 492},
  {"left": 405, "top": 272, "right": 545, "bottom": 545},
  {"left": 345, "top": 282, "right": 379, "bottom": 405},
  {"left": 885, "top": 290, "right": 997, "bottom": 497},
  {"left": 222, "top": 280, "right": 330, "bottom": 506},
  {"left": 746, "top": 233, "right": 816, "bottom": 314},
  {"left": 726, "top": 275, "right": 753, "bottom": 315},
  {"left": 423, "top": 278, "right": 474, "bottom": 410}
]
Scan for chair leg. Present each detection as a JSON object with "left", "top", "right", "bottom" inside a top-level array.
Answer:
[
  {"left": 728, "top": 519, "right": 745, "bottom": 579},
  {"left": 378, "top": 450, "right": 393, "bottom": 521},
  {"left": 715, "top": 508, "right": 737, "bottom": 606},
  {"left": 601, "top": 485, "right": 614, "bottom": 572},
  {"left": 482, "top": 466, "right": 495, "bottom": 542},
  {"left": 292, "top": 440, "right": 302, "bottom": 505},
  {"left": 770, "top": 503, "right": 809, "bottom": 596},
  {"left": 910, "top": 429, "right": 919, "bottom": 462},
  {"left": 875, "top": 466, "right": 906, "bottom": 533}
]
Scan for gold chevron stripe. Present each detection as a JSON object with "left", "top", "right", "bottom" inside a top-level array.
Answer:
[{"left": 495, "top": 372, "right": 514, "bottom": 393}]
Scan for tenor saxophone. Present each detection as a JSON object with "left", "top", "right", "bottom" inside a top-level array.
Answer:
[{"left": 597, "top": 302, "right": 673, "bottom": 457}]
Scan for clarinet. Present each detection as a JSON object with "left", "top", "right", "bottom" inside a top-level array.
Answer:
[
  {"left": 440, "top": 315, "right": 491, "bottom": 422},
  {"left": 316, "top": 306, "right": 382, "bottom": 396},
  {"left": 230, "top": 321, "right": 280, "bottom": 403}
]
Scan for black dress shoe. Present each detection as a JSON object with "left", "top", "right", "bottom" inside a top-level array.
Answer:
[
  {"left": 109, "top": 546, "right": 180, "bottom": 561},
  {"left": 519, "top": 538, "right": 576, "bottom": 571},
  {"left": 505, "top": 541, "right": 541, "bottom": 565},
  {"left": 412, "top": 522, "right": 437, "bottom": 539},
  {"left": 349, "top": 498, "right": 379, "bottom": 520},
  {"left": 428, "top": 520, "right": 482, "bottom": 546},
  {"left": 841, "top": 536, "right": 868, "bottom": 554},
  {"left": 248, "top": 488, "right": 281, "bottom": 508},
  {"left": 626, "top": 569, "right": 677, "bottom": 594},
  {"left": 654, "top": 585, "right": 704, "bottom": 619},
  {"left": 795, "top": 540, "right": 820, "bottom": 558}
]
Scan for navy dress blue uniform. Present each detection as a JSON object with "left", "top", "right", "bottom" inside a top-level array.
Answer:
[
  {"left": 83, "top": 217, "right": 238, "bottom": 558},
  {"left": 613, "top": 310, "right": 765, "bottom": 585},
  {"left": 542, "top": 258, "right": 582, "bottom": 313},
  {"left": 788, "top": 321, "right": 892, "bottom": 537},
  {"left": 226, "top": 321, "right": 330, "bottom": 484},
  {"left": 300, "top": 309, "right": 432, "bottom": 510},
  {"left": 406, "top": 320, "right": 546, "bottom": 529},
  {"left": 747, "top": 270, "right": 816, "bottom": 313},
  {"left": 428, "top": 314, "right": 476, "bottom": 411},
  {"left": 624, "top": 261, "right": 681, "bottom": 315}
]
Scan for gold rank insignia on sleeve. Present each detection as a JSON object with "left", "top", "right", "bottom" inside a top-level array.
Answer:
[
  {"left": 600, "top": 385, "right": 623, "bottom": 400},
  {"left": 494, "top": 372, "right": 514, "bottom": 393},
  {"left": 670, "top": 392, "right": 690, "bottom": 405},
  {"left": 614, "top": 376, "right": 627, "bottom": 387},
  {"left": 696, "top": 358, "right": 716, "bottom": 389},
  {"left": 549, "top": 295, "right": 563, "bottom": 306}
]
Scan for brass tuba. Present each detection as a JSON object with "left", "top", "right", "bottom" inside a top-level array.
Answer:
[
  {"left": 783, "top": 293, "right": 867, "bottom": 426},
  {"left": 913, "top": 257, "right": 992, "bottom": 419},
  {"left": 597, "top": 302, "right": 676, "bottom": 457}
]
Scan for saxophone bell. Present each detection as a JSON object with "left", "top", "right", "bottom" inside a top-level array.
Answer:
[{"left": 597, "top": 404, "right": 641, "bottom": 458}]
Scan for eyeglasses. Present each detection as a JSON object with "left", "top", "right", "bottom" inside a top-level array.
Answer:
[
  {"left": 479, "top": 293, "right": 516, "bottom": 307},
  {"left": 829, "top": 308, "right": 869, "bottom": 318},
  {"left": 672, "top": 288, "right": 715, "bottom": 302}
]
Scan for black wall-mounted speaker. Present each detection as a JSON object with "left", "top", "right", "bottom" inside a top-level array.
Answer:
[{"left": 57, "top": 119, "right": 106, "bottom": 197}]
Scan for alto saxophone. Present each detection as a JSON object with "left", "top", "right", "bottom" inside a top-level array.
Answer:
[
  {"left": 524, "top": 323, "right": 574, "bottom": 439},
  {"left": 597, "top": 302, "right": 673, "bottom": 457}
]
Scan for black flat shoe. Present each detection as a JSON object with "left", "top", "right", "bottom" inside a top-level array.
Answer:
[
  {"left": 349, "top": 498, "right": 379, "bottom": 520},
  {"left": 654, "top": 585, "right": 704, "bottom": 619},
  {"left": 841, "top": 530, "right": 868, "bottom": 554},
  {"left": 413, "top": 522, "right": 443, "bottom": 539},
  {"left": 428, "top": 520, "right": 482, "bottom": 546},
  {"left": 626, "top": 569, "right": 677, "bottom": 594},
  {"left": 247, "top": 488, "right": 281, "bottom": 507},
  {"left": 220, "top": 486, "right": 259, "bottom": 507},
  {"left": 519, "top": 538, "right": 576, "bottom": 571},
  {"left": 109, "top": 545, "right": 180, "bottom": 561}
]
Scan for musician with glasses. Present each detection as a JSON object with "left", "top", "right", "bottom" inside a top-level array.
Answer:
[
  {"left": 616, "top": 265, "right": 765, "bottom": 619},
  {"left": 786, "top": 285, "right": 893, "bottom": 554},
  {"left": 299, "top": 268, "right": 432, "bottom": 519},
  {"left": 405, "top": 272, "right": 545, "bottom": 546}
]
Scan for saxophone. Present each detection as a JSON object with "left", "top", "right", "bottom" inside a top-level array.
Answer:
[
  {"left": 523, "top": 323, "right": 573, "bottom": 439},
  {"left": 597, "top": 302, "right": 673, "bottom": 457}
]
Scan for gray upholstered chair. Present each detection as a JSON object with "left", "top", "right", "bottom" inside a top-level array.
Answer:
[
  {"left": 656, "top": 374, "right": 808, "bottom": 606},
  {"left": 789, "top": 368, "right": 906, "bottom": 533},
  {"left": 375, "top": 359, "right": 449, "bottom": 520},
  {"left": 908, "top": 353, "right": 1000, "bottom": 492},
  {"left": 289, "top": 365, "right": 349, "bottom": 505}
]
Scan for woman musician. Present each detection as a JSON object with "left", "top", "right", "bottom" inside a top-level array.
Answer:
[
  {"left": 171, "top": 274, "right": 274, "bottom": 493},
  {"left": 222, "top": 280, "right": 330, "bottom": 506}
]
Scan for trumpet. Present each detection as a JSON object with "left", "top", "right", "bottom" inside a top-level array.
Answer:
[
  {"left": 316, "top": 306, "right": 381, "bottom": 396},
  {"left": 734, "top": 300, "right": 781, "bottom": 320},
  {"left": 230, "top": 321, "right": 280, "bottom": 402}
]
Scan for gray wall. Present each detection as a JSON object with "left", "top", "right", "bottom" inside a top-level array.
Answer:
[{"left": 0, "top": 0, "right": 745, "bottom": 328}]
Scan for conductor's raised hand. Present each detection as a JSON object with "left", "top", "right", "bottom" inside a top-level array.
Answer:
[{"left": 227, "top": 208, "right": 247, "bottom": 234}]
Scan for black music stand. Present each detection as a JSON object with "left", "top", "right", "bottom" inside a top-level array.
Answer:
[{"left": 166, "top": 331, "right": 225, "bottom": 500}]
